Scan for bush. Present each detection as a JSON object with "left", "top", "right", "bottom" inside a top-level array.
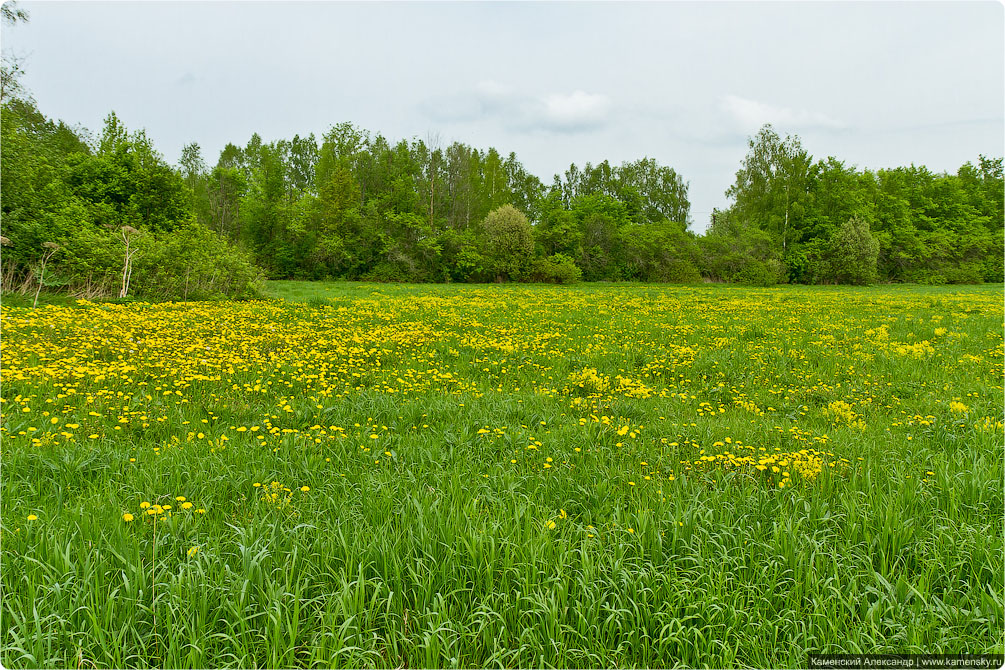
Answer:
[
  {"left": 131, "top": 221, "right": 264, "bottom": 300},
  {"left": 734, "top": 258, "right": 786, "bottom": 286},
  {"left": 482, "top": 205, "right": 534, "bottom": 282},
  {"left": 530, "top": 253, "right": 582, "bottom": 284},
  {"left": 824, "top": 216, "right": 879, "bottom": 285},
  {"left": 360, "top": 261, "right": 411, "bottom": 283},
  {"left": 982, "top": 255, "right": 1004, "bottom": 283}
]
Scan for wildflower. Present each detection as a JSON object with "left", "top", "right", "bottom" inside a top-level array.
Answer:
[
  {"left": 300, "top": 486, "right": 310, "bottom": 492},
  {"left": 26, "top": 514, "right": 37, "bottom": 521},
  {"left": 187, "top": 546, "right": 199, "bottom": 557},
  {"left": 123, "top": 513, "right": 134, "bottom": 522}
]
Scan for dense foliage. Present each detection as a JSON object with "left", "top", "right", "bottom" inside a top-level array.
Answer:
[
  {"left": 0, "top": 101, "right": 263, "bottom": 300},
  {"left": 178, "top": 124, "right": 695, "bottom": 283},
  {"left": 166, "top": 121, "right": 1005, "bottom": 287},
  {"left": 713, "top": 125, "right": 1004, "bottom": 285},
  {"left": 1, "top": 94, "right": 1000, "bottom": 294}
]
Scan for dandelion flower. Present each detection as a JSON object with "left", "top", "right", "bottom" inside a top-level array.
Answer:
[{"left": 123, "top": 513, "right": 134, "bottom": 522}]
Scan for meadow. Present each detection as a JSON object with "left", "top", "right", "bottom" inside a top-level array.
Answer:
[{"left": 1, "top": 282, "right": 1002, "bottom": 668}]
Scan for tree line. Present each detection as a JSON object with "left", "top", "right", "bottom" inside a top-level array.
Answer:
[
  {"left": 1, "top": 98, "right": 1001, "bottom": 301},
  {"left": 176, "top": 123, "right": 697, "bottom": 284},
  {"left": 709, "top": 125, "right": 1003, "bottom": 285}
]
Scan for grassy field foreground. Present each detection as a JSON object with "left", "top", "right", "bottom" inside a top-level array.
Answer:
[{"left": 1, "top": 282, "right": 1002, "bottom": 668}]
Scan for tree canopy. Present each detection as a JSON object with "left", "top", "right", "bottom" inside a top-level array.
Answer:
[{"left": 1, "top": 92, "right": 1000, "bottom": 297}]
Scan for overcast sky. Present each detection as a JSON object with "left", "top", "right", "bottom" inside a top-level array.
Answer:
[{"left": 3, "top": 1, "right": 1003, "bottom": 231}]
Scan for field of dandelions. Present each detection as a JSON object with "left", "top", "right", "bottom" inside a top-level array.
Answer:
[{"left": 2, "top": 282, "right": 1002, "bottom": 668}]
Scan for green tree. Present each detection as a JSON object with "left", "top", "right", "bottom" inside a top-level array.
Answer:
[
  {"left": 725, "top": 124, "right": 812, "bottom": 255},
  {"left": 699, "top": 208, "right": 785, "bottom": 285},
  {"left": 1, "top": 1, "right": 29, "bottom": 104},
  {"left": 482, "top": 204, "right": 533, "bottom": 281},
  {"left": 825, "top": 216, "right": 879, "bottom": 285}
]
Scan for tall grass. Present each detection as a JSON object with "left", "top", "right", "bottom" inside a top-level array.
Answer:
[{"left": 1, "top": 282, "right": 1002, "bottom": 667}]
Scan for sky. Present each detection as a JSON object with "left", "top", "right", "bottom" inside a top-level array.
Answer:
[{"left": 3, "top": 1, "right": 1003, "bottom": 232}]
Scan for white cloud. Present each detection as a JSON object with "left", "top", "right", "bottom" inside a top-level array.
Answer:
[
  {"left": 474, "top": 80, "right": 512, "bottom": 101},
  {"left": 540, "top": 90, "right": 612, "bottom": 131},
  {"left": 426, "top": 83, "right": 613, "bottom": 134},
  {"left": 720, "top": 94, "right": 846, "bottom": 131}
]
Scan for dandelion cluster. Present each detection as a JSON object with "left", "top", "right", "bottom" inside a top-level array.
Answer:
[
  {"left": 127, "top": 496, "right": 205, "bottom": 522},
  {"left": 680, "top": 443, "right": 848, "bottom": 488}
]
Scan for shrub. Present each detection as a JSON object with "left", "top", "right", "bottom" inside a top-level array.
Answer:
[
  {"left": 131, "top": 221, "right": 264, "bottom": 300},
  {"left": 482, "top": 205, "right": 534, "bottom": 282},
  {"left": 735, "top": 258, "right": 786, "bottom": 286},
  {"left": 824, "top": 216, "right": 879, "bottom": 285},
  {"left": 530, "top": 253, "right": 582, "bottom": 284}
]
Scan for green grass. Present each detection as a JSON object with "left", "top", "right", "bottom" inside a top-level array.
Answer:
[
  {"left": 0, "top": 291, "right": 87, "bottom": 308},
  {"left": 2, "top": 281, "right": 1002, "bottom": 668}
]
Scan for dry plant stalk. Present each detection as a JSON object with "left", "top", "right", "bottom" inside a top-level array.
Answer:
[
  {"left": 120, "top": 226, "right": 140, "bottom": 299},
  {"left": 33, "top": 241, "right": 59, "bottom": 308}
]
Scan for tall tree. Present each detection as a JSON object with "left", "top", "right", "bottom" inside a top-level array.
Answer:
[
  {"left": 725, "top": 124, "right": 812, "bottom": 253},
  {"left": 1, "top": 1, "right": 29, "bottom": 104}
]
